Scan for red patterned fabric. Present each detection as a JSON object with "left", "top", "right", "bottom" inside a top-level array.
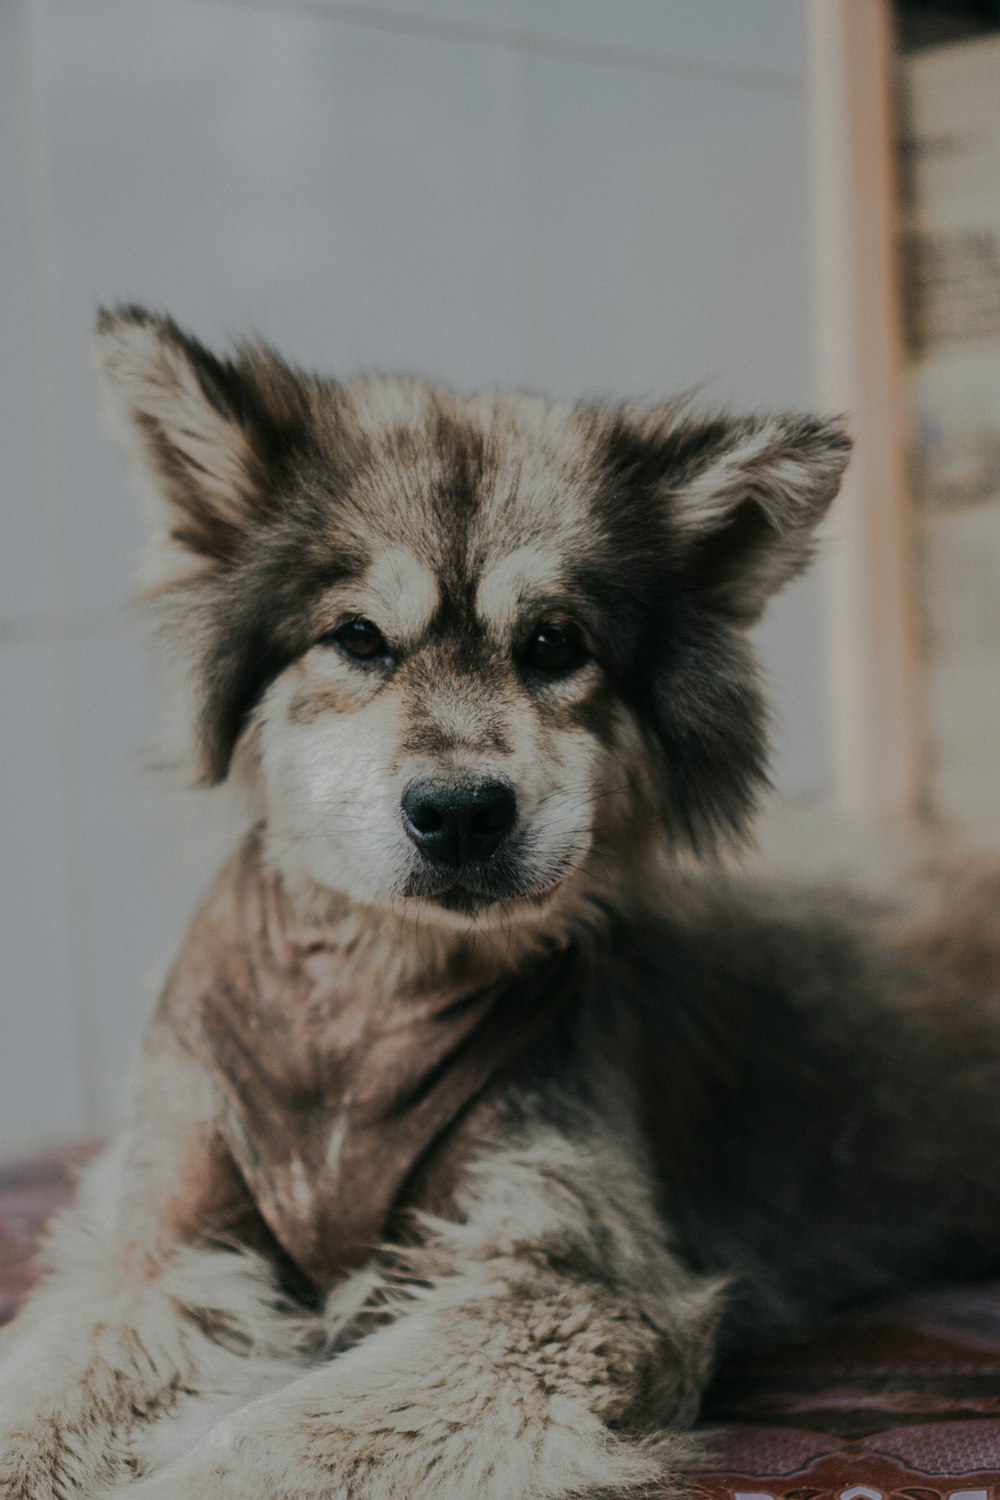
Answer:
[
  {"left": 2, "top": 1148, "right": 1000, "bottom": 1496},
  {"left": 695, "top": 1287, "right": 1000, "bottom": 1496},
  {"left": 0, "top": 1145, "right": 97, "bottom": 1322}
]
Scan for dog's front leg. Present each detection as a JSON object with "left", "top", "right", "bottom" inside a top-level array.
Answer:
[
  {"left": 0, "top": 1040, "right": 308, "bottom": 1500},
  {"left": 123, "top": 1119, "right": 723, "bottom": 1500}
]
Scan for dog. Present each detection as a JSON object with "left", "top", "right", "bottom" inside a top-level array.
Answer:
[{"left": 3, "top": 304, "right": 1000, "bottom": 1500}]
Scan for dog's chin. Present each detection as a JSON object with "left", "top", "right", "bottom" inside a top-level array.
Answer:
[
  {"left": 429, "top": 883, "right": 562, "bottom": 918},
  {"left": 397, "top": 865, "right": 570, "bottom": 927}
]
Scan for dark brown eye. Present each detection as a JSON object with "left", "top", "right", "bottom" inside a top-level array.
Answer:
[
  {"left": 521, "top": 622, "right": 586, "bottom": 675},
  {"left": 328, "top": 618, "right": 390, "bottom": 663}
]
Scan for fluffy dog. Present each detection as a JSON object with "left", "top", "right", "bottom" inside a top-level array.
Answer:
[{"left": 3, "top": 306, "right": 1000, "bottom": 1500}]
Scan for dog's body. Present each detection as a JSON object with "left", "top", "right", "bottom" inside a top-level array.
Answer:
[{"left": 4, "top": 308, "right": 1000, "bottom": 1500}]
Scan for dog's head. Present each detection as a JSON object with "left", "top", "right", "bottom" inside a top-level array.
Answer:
[{"left": 93, "top": 307, "right": 850, "bottom": 935}]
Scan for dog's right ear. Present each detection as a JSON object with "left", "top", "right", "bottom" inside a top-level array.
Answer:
[{"left": 91, "top": 305, "right": 311, "bottom": 588}]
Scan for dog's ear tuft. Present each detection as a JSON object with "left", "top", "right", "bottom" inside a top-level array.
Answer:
[
  {"left": 91, "top": 305, "right": 311, "bottom": 585},
  {"left": 669, "top": 412, "right": 852, "bottom": 624}
]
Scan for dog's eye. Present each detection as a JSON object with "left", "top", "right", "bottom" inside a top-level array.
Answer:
[
  {"left": 327, "top": 619, "right": 391, "bottom": 663},
  {"left": 521, "top": 622, "right": 587, "bottom": 675}
]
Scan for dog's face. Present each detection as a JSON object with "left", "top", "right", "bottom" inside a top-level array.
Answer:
[{"left": 93, "top": 308, "right": 850, "bottom": 933}]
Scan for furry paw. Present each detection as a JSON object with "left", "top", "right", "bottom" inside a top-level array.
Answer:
[
  {"left": 0, "top": 1417, "right": 132, "bottom": 1500},
  {"left": 109, "top": 1409, "right": 688, "bottom": 1500}
]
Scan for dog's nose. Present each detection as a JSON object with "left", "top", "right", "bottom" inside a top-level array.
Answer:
[{"left": 401, "top": 780, "right": 517, "bottom": 867}]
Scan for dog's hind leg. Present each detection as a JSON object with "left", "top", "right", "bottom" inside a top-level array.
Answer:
[{"left": 115, "top": 1113, "right": 724, "bottom": 1500}]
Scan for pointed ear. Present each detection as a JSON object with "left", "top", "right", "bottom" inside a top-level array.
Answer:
[
  {"left": 91, "top": 305, "right": 310, "bottom": 585},
  {"left": 603, "top": 407, "right": 851, "bottom": 625},
  {"left": 665, "top": 411, "right": 852, "bottom": 623}
]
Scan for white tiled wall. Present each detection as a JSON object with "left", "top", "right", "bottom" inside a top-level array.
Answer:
[{"left": 0, "top": 0, "right": 826, "bottom": 1153}]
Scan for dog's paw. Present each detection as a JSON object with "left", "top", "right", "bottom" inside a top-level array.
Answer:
[
  {"left": 105, "top": 1435, "right": 335, "bottom": 1500},
  {"left": 0, "top": 1424, "right": 59, "bottom": 1500},
  {"left": 107, "top": 1415, "right": 687, "bottom": 1500},
  {"left": 100, "top": 1426, "right": 274, "bottom": 1500},
  {"left": 0, "top": 1418, "right": 131, "bottom": 1500}
]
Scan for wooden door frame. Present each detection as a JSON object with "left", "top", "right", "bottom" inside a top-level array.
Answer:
[{"left": 805, "top": 0, "right": 923, "bottom": 819}]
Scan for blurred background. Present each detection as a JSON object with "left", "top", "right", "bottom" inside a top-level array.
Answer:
[{"left": 1, "top": 0, "right": 999, "bottom": 1157}]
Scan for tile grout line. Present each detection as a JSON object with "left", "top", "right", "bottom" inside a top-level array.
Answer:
[{"left": 178, "top": 0, "right": 799, "bottom": 95}]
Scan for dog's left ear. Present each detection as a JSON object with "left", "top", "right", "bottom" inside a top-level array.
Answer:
[
  {"left": 606, "top": 408, "right": 852, "bottom": 625},
  {"left": 601, "top": 407, "right": 851, "bottom": 849},
  {"left": 667, "top": 412, "right": 852, "bottom": 623}
]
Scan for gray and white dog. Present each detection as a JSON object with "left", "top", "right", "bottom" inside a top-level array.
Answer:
[{"left": 3, "top": 306, "right": 1000, "bottom": 1500}]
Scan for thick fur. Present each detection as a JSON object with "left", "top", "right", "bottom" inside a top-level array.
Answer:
[{"left": 2, "top": 308, "right": 1000, "bottom": 1500}]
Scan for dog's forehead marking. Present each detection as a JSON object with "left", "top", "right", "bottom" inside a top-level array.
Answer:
[
  {"left": 475, "top": 545, "right": 567, "bottom": 634},
  {"left": 360, "top": 546, "right": 439, "bottom": 641}
]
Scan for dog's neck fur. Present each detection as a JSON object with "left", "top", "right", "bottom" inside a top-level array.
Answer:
[
  {"left": 159, "top": 828, "right": 581, "bottom": 1288},
  {"left": 260, "top": 827, "right": 618, "bottom": 996}
]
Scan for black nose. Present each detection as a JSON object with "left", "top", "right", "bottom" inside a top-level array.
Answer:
[{"left": 401, "top": 779, "right": 517, "bottom": 867}]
